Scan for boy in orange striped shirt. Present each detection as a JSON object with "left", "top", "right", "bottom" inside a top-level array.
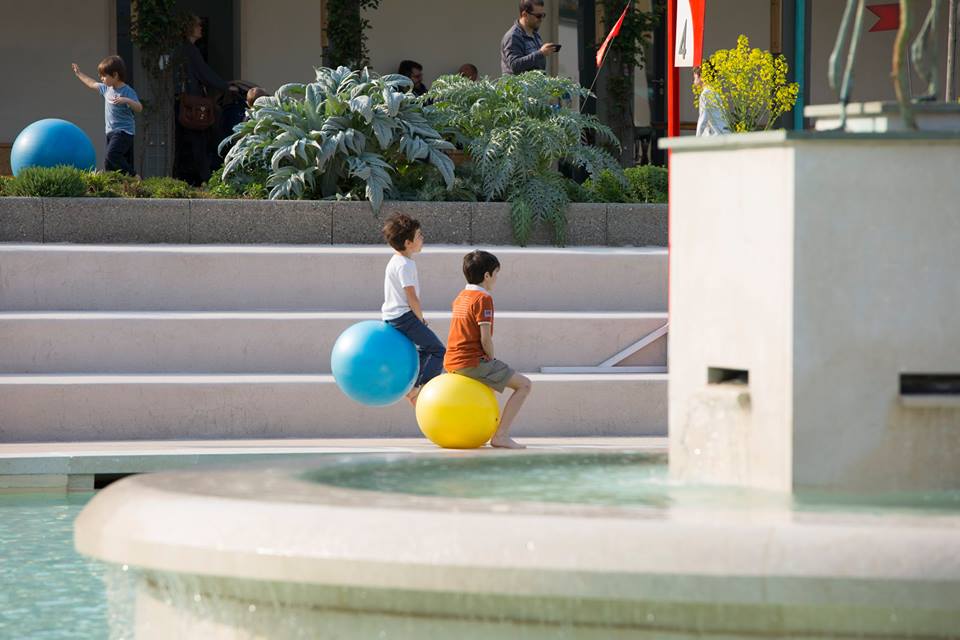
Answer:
[{"left": 444, "top": 250, "right": 532, "bottom": 449}]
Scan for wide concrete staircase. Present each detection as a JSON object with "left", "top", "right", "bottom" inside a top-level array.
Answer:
[{"left": 0, "top": 244, "right": 668, "bottom": 442}]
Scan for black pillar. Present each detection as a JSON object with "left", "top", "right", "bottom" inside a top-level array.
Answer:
[{"left": 578, "top": 0, "right": 597, "bottom": 114}]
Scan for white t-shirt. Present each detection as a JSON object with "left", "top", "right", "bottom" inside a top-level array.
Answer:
[{"left": 382, "top": 254, "right": 420, "bottom": 320}]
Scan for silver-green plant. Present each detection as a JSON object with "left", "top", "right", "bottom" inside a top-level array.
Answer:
[
  {"left": 426, "top": 72, "right": 623, "bottom": 244},
  {"left": 220, "top": 66, "right": 454, "bottom": 210}
]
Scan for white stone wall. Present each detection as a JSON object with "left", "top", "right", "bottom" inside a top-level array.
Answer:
[
  {"left": 239, "top": 0, "right": 325, "bottom": 91},
  {"left": 790, "top": 139, "right": 960, "bottom": 491},
  {"left": 667, "top": 133, "right": 960, "bottom": 493},
  {"left": 363, "top": 0, "right": 548, "bottom": 82},
  {"left": 0, "top": 0, "right": 113, "bottom": 166},
  {"left": 668, "top": 142, "right": 796, "bottom": 491}
]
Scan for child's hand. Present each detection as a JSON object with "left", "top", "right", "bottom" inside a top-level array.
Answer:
[
  {"left": 71, "top": 63, "right": 81, "bottom": 75},
  {"left": 110, "top": 96, "right": 127, "bottom": 106}
]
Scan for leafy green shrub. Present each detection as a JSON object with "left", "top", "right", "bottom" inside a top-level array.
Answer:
[
  {"left": 626, "top": 165, "right": 668, "bottom": 203},
  {"left": 5, "top": 166, "right": 88, "bottom": 197},
  {"left": 205, "top": 168, "right": 239, "bottom": 198},
  {"left": 390, "top": 161, "right": 481, "bottom": 202},
  {"left": 582, "top": 170, "right": 630, "bottom": 203},
  {"left": 562, "top": 178, "right": 599, "bottom": 204},
  {"left": 417, "top": 173, "right": 482, "bottom": 202},
  {"left": 84, "top": 171, "right": 142, "bottom": 198},
  {"left": 140, "top": 176, "right": 194, "bottom": 198},
  {"left": 205, "top": 167, "right": 268, "bottom": 199},
  {"left": 221, "top": 66, "right": 454, "bottom": 209},
  {"left": 427, "top": 71, "right": 623, "bottom": 245},
  {"left": 582, "top": 165, "right": 668, "bottom": 204},
  {"left": 0, "top": 175, "right": 13, "bottom": 196}
]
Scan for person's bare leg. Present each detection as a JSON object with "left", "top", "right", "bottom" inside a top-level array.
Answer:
[
  {"left": 490, "top": 374, "right": 531, "bottom": 449},
  {"left": 405, "top": 386, "right": 420, "bottom": 408}
]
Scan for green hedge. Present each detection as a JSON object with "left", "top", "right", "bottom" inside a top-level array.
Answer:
[
  {"left": 0, "top": 167, "right": 201, "bottom": 199},
  {"left": 628, "top": 165, "right": 669, "bottom": 203},
  {"left": 83, "top": 170, "right": 142, "bottom": 197},
  {"left": 0, "top": 164, "right": 669, "bottom": 204},
  {"left": 5, "top": 166, "right": 88, "bottom": 197},
  {"left": 580, "top": 165, "right": 668, "bottom": 204},
  {"left": 206, "top": 167, "right": 267, "bottom": 200},
  {"left": 140, "top": 177, "right": 195, "bottom": 199}
]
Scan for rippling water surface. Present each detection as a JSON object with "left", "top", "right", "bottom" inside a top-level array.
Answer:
[{"left": 0, "top": 492, "right": 106, "bottom": 640}]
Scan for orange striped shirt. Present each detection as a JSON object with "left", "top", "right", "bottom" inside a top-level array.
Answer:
[{"left": 443, "top": 287, "right": 494, "bottom": 371}]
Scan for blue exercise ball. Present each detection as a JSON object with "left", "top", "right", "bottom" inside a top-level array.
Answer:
[
  {"left": 331, "top": 321, "right": 419, "bottom": 406},
  {"left": 11, "top": 119, "right": 96, "bottom": 176}
]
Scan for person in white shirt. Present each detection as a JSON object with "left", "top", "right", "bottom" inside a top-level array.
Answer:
[
  {"left": 694, "top": 66, "right": 731, "bottom": 137},
  {"left": 382, "top": 214, "right": 446, "bottom": 406}
]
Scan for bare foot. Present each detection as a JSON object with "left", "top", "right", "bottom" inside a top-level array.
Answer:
[
  {"left": 490, "top": 437, "right": 526, "bottom": 449},
  {"left": 405, "top": 387, "right": 420, "bottom": 408}
]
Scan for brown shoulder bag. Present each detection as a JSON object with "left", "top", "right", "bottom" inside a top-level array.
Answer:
[{"left": 179, "top": 91, "right": 216, "bottom": 131}]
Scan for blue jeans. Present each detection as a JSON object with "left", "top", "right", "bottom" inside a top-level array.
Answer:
[{"left": 386, "top": 311, "right": 445, "bottom": 388}]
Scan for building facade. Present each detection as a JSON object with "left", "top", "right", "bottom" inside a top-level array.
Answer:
[{"left": 0, "top": 0, "right": 954, "bottom": 173}]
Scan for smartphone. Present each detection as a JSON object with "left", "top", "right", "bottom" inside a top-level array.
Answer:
[{"left": 553, "top": 44, "right": 562, "bottom": 52}]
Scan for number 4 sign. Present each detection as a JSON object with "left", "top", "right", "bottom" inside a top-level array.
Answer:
[{"left": 674, "top": 0, "right": 705, "bottom": 67}]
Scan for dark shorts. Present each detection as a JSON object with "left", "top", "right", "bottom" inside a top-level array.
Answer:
[{"left": 451, "top": 358, "right": 515, "bottom": 393}]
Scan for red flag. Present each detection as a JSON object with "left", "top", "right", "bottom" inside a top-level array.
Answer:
[
  {"left": 596, "top": 2, "right": 631, "bottom": 68},
  {"left": 867, "top": 3, "right": 899, "bottom": 32}
]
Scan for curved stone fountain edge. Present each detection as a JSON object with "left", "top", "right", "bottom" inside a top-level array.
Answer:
[{"left": 73, "top": 454, "right": 960, "bottom": 637}]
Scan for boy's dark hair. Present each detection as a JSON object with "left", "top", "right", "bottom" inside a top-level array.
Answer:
[
  {"left": 247, "top": 87, "right": 269, "bottom": 108},
  {"left": 97, "top": 56, "right": 126, "bottom": 82},
  {"left": 383, "top": 214, "right": 421, "bottom": 252},
  {"left": 463, "top": 250, "right": 500, "bottom": 285},
  {"left": 397, "top": 60, "right": 423, "bottom": 77}
]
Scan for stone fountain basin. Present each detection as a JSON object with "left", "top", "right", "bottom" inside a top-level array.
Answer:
[{"left": 75, "top": 452, "right": 960, "bottom": 638}]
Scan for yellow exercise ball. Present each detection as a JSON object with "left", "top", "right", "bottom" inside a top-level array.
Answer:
[{"left": 416, "top": 373, "right": 500, "bottom": 449}]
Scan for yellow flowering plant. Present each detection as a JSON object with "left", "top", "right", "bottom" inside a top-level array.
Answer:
[{"left": 694, "top": 35, "right": 799, "bottom": 132}]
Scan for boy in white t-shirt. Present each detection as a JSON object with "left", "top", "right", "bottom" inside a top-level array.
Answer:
[{"left": 382, "top": 214, "right": 446, "bottom": 406}]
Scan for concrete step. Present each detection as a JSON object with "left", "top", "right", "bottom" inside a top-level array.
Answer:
[
  {"left": 0, "top": 437, "right": 669, "bottom": 489},
  {"left": 0, "top": 244, "right": 667, "bottom": 312},
  {"left": 0, "top": 311, "right": 667, "bottom": 373},
  {"left": 0, "top": 373, "right": 667, "bottom": 442}
]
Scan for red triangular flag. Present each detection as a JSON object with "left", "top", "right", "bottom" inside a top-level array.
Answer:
[
  {"left": 867, "top": 3, "right": 899, "bottom": 32},
  {"left": 596, "top": 2, "right": 631, "bottom": 68}
]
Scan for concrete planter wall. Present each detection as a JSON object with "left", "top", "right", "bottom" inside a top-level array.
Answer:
[{"left": 0, "top": 198, "right": 666, "bottom": 246}]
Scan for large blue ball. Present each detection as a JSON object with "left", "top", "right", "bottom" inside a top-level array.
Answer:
[
  {"left": 331, "top": 321, "right": 419, "bottom": 406},
  {"left": 11, "top": 119, "right": 97, "bottom": 176}
]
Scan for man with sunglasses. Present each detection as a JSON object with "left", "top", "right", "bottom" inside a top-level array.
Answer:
[{"left": 500, "top": 0, "right": 559, "bottom": 75}]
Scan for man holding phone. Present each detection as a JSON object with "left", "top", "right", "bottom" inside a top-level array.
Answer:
[{"left": 500, "top": 0, "right": 559, "bottom": 75}]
